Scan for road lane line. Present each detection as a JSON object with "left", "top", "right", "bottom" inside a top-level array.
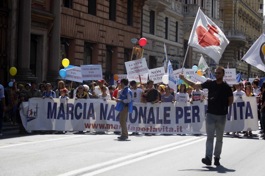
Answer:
[
  {"left": 58, "top": 137, "right": 205, "bottom": 176},
  {"left": 0, "top": 135, "right": 83, "bottom": 149}
]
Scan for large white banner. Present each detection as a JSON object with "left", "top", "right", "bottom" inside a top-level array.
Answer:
[{"left": 20, "top": 97, "right": 258, "bottom": 134}]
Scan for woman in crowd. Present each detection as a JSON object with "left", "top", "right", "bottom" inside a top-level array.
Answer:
[
  {"left": 42, "top": 83, "right": 56, "bottom": 99},
  {"left": 98, "top": 86, "right": 111, "bottom": 101},
  {"left": 55, "top": 80, "right": 66, "bottom": 98},
  {"left": 161, "top": 85, "right": 175, "bottom": 103},
  {"left": 175, "top": 84, "right": 189, "bottom": 103},
  {"left": 75, "top": 85, "right": 89, "bottom": 99},
  {"left": 244, "top": 85, "right": 254, "bottom": 137}
]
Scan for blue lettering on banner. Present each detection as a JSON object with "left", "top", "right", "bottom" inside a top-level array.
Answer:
[
  {"left": 139, "top": 106, "right": 147, "bottom": 123},
  {"left": 237, "top": 102, "right": 244, "bottom": 120},
  {"left": 67, "top": 103, "right": 74, "bottom": 120},
  {"left": 245, "top": 102, "right": 253, "bottom": 119},
  {"left": 147, "top": 107, "right": 155, "bottom": 124},
  {"left": 129, "top": 106, "right": 138, "bottom": 123},
  {"left": 100, "top": 103, "right": 108, "bottom": 120},
  {"left": 86, "top": 103, "right": 95, "bottom": 120},
  {"left": 47, "top": 102, "right": 57, "bottom": 119},
  {"left": 227, "top": 101, "right": 253, "bottom": 120},
  {"left": 58, "top": 103, "right": 66, "bottom": 120},
  {"left": 75, "top": 103, "right": 82, "bottom": 120},
  {"left": 192, "top": 106, "right": 200, "bottom": 122},
  {"left": 83, "top": 103, "right": 87, "bottom": 119},
  {"left": 163, "top": 107, "right": 171, "bottom": 124},
  {"left": 175, "top": 107, "right": 183, "bottom": 124},
  {"left": 176, "top": 106, "right": 201, "bottom": 124},
  {"left": 184, "top": 107, "right": 191, "bottom": 123},
  {"left": 156, "top": 107, "right": 162, "bottom": 124},
  {"left": 106, "top": 105, "right": 117, "bottom": 121}
]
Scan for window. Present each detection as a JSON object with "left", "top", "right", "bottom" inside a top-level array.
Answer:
[
  {"left": 124, "top": 48, "right": 132, "bottom": 73},
  {"left": 106, "top": 46, "right": 113, "bottom": 72},
  {"left": 150, "top": 10, "right": 155, "bottom": 35},
  {"left": 30, "top": 35, "right": 38, "bottom": 75},
  {"left": 63, "top": 0, "right": 73, "bottom": 8},
  {"left": 88, "top": 0, "right": 97, "bottom": 15},
  {"left": 84, "top": 42, "right": 93, "bottom": 64},
  {"left": 175, "top": 21, "right": 179, "bottom": 42},
  {"left": 109, "top": 0, "right": 116, "bottom": 21},
  {"left": 60, "top": 38, "right": 70, "bottom": 59},
  {"left": 149, "top": 56, "right": 157, "bottom": 69},
  {"left": 165, "top": 17, "right": 168, "bottom": 39},
  {"left": 171, "top": 60, "right": 179, "bottom": 70},
  {"left": 127, "top": 0, "right": 133, "bottom": 26},
  {"left": 0, "top": 0, "right": 4, "bottom": 8},
  {"left": 200, "top": 0, "right": 204, "bottom": 7}
]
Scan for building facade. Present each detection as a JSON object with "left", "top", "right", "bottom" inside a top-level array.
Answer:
[
  {"left": 142, "top": 0, "right": 184, "bottom": 70},
  {"left": 0, "top": 0, "right": 264, "bottom": 85},
  {"left": 220, "top": 0, "right": 264, "bottom": 78},
  {"left": 0, "top": 0, "right": 145, "bottom": 85}
]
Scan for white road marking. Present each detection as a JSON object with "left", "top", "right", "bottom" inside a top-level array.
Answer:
[
  {"left": 58, "top": 137, "right": 205, "bottom": 176},
  {"left": 0, "top": 135, "right": 83, "bottom": 149}
]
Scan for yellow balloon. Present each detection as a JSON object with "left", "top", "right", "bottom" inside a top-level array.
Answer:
[
  {"left": 197, "top": 69, "right": 203, "bottom": 76},
  {"left": 262, "top": 45, "right": 265, "bottom": 55},
  {"left": 62, "top": 58, "right": 70, "bottom": 68},
  {"left": 9, "top": 67, "right": 17, "bottom": 76}
]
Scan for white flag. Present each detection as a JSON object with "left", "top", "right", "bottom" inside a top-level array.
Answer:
[
  {"left": 198, "top": 55, "right": 209, "bottom": 71},
  {"left": 241, "top": 34, "right": 265, "bottom": 72},
  {"left": 167, "top": 60, "right": 177, "bottom": 91},
  {"left": 163, "top": 43, "right": 168, "bottom": 71},
  {"left": 188, "top": 8, "right": 229, "bottom": 64}
]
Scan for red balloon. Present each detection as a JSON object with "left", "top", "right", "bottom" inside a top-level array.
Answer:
[{"left": 138, "top": 38, "right": 147, "bottom": 47}]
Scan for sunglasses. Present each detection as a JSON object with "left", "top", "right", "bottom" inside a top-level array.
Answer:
[{"left": 215, "top": 72, "right": 222, "bottom": 75}]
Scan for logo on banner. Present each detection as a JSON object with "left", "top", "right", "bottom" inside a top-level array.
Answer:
[
  {"left": 260, "top": 42, "right": 265, "bottom": 65},
  {"left": 27, "top": 103, "right": 39, "bottom": 122}
]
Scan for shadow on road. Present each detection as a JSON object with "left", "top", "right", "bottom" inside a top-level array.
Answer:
[{"left": 179, "top": 165, "right": 236, "bottom": 174}]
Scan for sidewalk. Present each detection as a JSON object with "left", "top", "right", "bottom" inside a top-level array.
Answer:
[{"left": 1, "top": 121, "right": 20, "bottom": 137}]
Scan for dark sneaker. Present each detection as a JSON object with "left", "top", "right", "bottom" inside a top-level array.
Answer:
[
  {"left": 214, "top": 157, "right": 220, "bottom": 166},
  {"left": 201, "top": 157, "right": 211, "bottom": 166},
  {"left": 117, "top": 136, "right": 128, "bottom": 141}
]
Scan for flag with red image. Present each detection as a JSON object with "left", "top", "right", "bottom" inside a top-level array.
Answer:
[{"left": 188, "top": 8, "right": 229, "bottom": 64}]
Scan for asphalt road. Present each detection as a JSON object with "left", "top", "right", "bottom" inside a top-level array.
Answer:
[{"left": 0, "top": 132, "right": 264, "bottom": 176}]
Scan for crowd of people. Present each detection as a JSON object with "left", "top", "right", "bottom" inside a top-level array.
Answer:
[{"left": 0, "top": 74, "right": 265, "bottom": 140}]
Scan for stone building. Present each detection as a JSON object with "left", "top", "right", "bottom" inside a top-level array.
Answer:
[
  {"left": 60, "top": 0, "right": 145, "bottom": 83},
  {"left": 141, "top": 0, "right": 225, "bottom": 71},
  {"left": 220, "top": 0, "right": 264, "bottom": 78},
  {"left": 142, "top": 0, "right": 184, "bottom": 70},
  {"left": 0, "top": 0, "right": 145, "bottom": 85}
]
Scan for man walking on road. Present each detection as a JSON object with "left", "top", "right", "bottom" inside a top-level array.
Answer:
[
  {"left": 114, "top": 79, "right": 133, "bottom": 141},
  {"left": 179, "top": 66, "right": 233, "bottom": 166}
]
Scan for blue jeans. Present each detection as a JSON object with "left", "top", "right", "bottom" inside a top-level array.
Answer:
[{"left": 205, "top": 113, "right": 226, "bottom": 160}]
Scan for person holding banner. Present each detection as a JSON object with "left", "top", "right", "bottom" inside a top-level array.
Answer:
[
  {"left": 0, "top": 82, "right": 6, "bottom": 136},
  {"left": 260, "top": 82, "right": 265, "bottom": 140},
  {"left": 114, "top": 79, "right": 133, "bottom": 141},
  {"left": 179, "top": 66, "right": 233, "bottom": 166}
]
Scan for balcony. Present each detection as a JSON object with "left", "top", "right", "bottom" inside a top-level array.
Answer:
[
  {"left": 183, "top": 4, "right": 199, "bottom": 17},
  {"left": 146, "top": 0, "right": 171, "bottom": 13},
  {"left": 225, "top": 30, "right": 247, "bottom": 46}
]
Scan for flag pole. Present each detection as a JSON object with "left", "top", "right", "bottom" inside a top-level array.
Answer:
[{"left": 181, "top": 45, "right": 190, "bottom": 72}]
